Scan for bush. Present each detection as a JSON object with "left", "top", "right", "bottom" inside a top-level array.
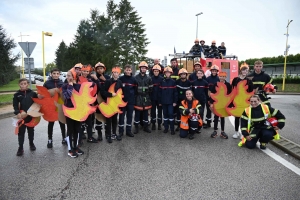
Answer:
[{"left": 272, "top": 76, "right": 300, "bottom": 84}]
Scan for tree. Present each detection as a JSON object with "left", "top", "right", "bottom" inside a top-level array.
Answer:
[
  {"left": 55, "top": 40, "right": 68, "bottom": 71},
  {"left": 45, "top": 62, "right": 57, "bottom": 74},
  {"left": 0, "top": 25, "right": 20, "bottom": 86}
]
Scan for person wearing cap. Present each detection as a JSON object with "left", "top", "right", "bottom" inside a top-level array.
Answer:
[
  {"left": 210, "top": 71, "right": 231, "bottom": 139},
  {"left": 101, "top": 66, "right": 123, "bottom": 143},
  {"left": 91, "top": 62, "right": 111, "bottom": 141},
  {"left": 170, "top": 58, "right": 179, "bottom": 81},
  {"left": 149, "top": 58, "right": 164, "bottom": 77},
  {"left": 239, "top": 95, "right": 285, "bottom": 149},
  {"left": 191, "top": 69, "right": 208, "bottom": 133},
  {"left": 207, "top": 40, "right": 219, "bottom": 58},
  {"left": 150, "top": 64, "right": 163, "bottom": 130},
  {"left": 189, "top": 39, "right": 203, "bottom": 55},
  {"left": 200, "top": 40, "right": 210, "bottom": 57},
  {"left": 175, "top": 68, "right": 191, "bottom": 131},
  {"left": 203, "top": 65, "right": 220, "bottom": 128},
  {"left": 134, "top": 61, "right": 153, "bottom": 134},
  {"left": 159, "top": 66, "right": 178, "bottom": 135},
  {"left": 231, "top": 62, "right": 253, "bottom": 139},
  {"left": 118, "top": 64, "right": 137, "bottom": 137},
  {"left": 218, "top": 42, "right": 226, "bottom": 58},
  {"left": 188, "top": 62, "right": 206, "bottom": 82},
  {"left": 77, "top": 64, "right": 98, "bottom": 145},
  {"left": 247, "top": 60, "right": 274, "bottom": 107}
]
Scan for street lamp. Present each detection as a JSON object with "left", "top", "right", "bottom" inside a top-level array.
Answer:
[
  {"left": 18, "top": 32, "right": 30, "bottom": 78},
  {"left": 282, "top": 19, "right": 293, "bottom": 91},
  {"left": 42, "top": 31, "right": 53, "bottom": 82},
  {"left": 195, "top": 12, "right": 203, "bottom": 39}
]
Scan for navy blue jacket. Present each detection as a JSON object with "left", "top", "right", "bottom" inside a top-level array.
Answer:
[
  {"left": 43, "top": 77, "right": 63, "bottom": 89},
  {"left": 159, "top": 78, "right": 178, "bottom": 105},
  {"left": 13, "top": 89, "right": 38, "bottom": 115},
  {"left": 206, "top": 75, "right": 220, "bottom": 93},
  {"left": 119, "top": 74, "right": 137, "bottom": 105},
  {"left": 151, "top": 75, "right": 163, "bottom": 101},
  {"left": 188, "top": 72, "right": 207, "bottom": 82},
  {"left": 176, "top": 79, "right": 191, "bottom": 102},
  {"left": 191, "top": 78, "right": 208, "bottom": 104},
  {"left": 62, "top": 83, "right": 81, "bottom": 108}
]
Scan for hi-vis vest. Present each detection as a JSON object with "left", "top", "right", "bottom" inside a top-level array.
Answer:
[
  {"left": 180, "top": 100, "right": 203, "bottom": 130},
  {"left": 238, "top": 104, "right": 280, "bottom": 147}
]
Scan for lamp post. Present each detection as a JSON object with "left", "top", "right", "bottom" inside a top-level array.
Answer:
[
  {"left": 282, "top": 20, "right": 293, "bottom": 91},
  {"left": 195, "top": 12, "right": 203, "bottom": 39},
  {"left": 18, "top": 32, "right": 30, "bottom": 78},
  {"left": 42, "top": 31, "right": 53, "bottom": 82}
]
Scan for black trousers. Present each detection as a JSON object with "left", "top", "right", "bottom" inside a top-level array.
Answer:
[
  {"left": 134, "top": 110, "right": 149, "bottom": 126},
  {"left": 79, "top": 114, "right": 93, "bottom": 140},
  {"left": 18, "top": 124, "right": 34, "bottom": 148},
  {"left": 106, "top": 113, "right": 118, "bottom": 137},
  {"left": 119, "top": 104, "right": 134, "bottom": 134},
  {"left": 235, "top": 117, "right": 240, "bottom": 132},
  {"left": 205, "top": 101, "right": 212, "bottom": 124},
  {"left": 66, "top": 117, "right": 81, "bottom": 150},
  {"left": 245, "top": 129, "right": 274, "bottom": 149},
  {"left": 213, "top": 115, "right": 225, "bottom": 131},
  {"left": 151, "top": 100, "right": 162, "bottom": 125},
  {"left": 47, "top": 121, "right": 66, "bottom": 140}
]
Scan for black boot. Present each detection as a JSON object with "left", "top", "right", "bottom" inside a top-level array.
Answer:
[
  {"left": 189, "top": 134, "right": 194, "bottom": 140},
  {"left": 203, "top": 123, "right": 211, "bottom": 129},
  {"left": 126, "top": 132, "right": 134, "bottom": 137},
  {"left": 171, "top": 130, "right": 175, "bottom": 135},
  {"left": 143, "top": 124, "right": 151, "bottom": 133},
  {"left": 107, "top": 136, "right": 112, "bottom": 143},
  {"left": 158, "top": 124, "right": 162, "bottom": 130},
  {"left": 134, "top": 125, "right": 139, "bottom": 134},
  {"left": 175, "top": 126, "right": 180, "bottom": 131},
  {"left": 152, "top": 124, "right": 156, "bottom": 130}
]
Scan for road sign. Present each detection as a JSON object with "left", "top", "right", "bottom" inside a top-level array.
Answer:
[
  {"left": 24, "top": 58, "right": 34, "bottom": 71},
  {"left": 18, "top": 42, "right": 37, "bottom": 57}
]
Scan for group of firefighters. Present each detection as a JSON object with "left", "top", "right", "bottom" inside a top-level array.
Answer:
[
  {"left": 13, "top": 56, "right": 286, "bottom": 158},
  {"left": 189, "top": 39, "right": 226, "bottom": 58}
]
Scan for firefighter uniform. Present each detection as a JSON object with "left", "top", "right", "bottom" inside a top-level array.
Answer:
[
  {"left": 240, "top": 104, "right": 285, "bottom": 149},
  {"left": 151, "top": 72, "right": 163, "bottom": 129},
  {"left": 247, "top": 71, "right": 272, "bottom": 106},
  {"left": 175, "top": 78, "right": 191, "bottom": 128},
  {"left": 179, "top": 99, "right": 202, "bottom": 139},
  {"left": 118, "top": 74, "right": 137, "bottom": 137},
  {"left": 191, "top": 77, "right": 208, "bottom": 121},
  {"left": 159, "top": 67, "right": 178, "bottom": 134}
]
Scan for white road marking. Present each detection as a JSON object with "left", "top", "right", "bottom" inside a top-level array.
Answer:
[{"left": 228, "top": 116, "right": 300, "bottom": 176}]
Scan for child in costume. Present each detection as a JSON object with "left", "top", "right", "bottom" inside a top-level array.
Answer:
[
  {"left": 62, "top": 69, "right": 84, "bottom": 158},
  {"left": 43, "top": 68, "right": 66, "bottom": 147},
  {"left": 159, "top": 66, "right": 178, "bottom": 135},
  {"left": 101, "top": 66, "right": 123, "bottom": 143},
  {"left": 179, "top": 90, "right": 202, "bottom": 139},
  {"left": 13, "top": 78, "right": 38, "bottom": 156},
  {"left": 210, "top": 71, "right": 231, "bottom": 139}
]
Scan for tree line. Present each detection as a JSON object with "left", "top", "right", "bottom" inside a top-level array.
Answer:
[{"left": 55, "top": 0, "right": 150, "bottom": 72}]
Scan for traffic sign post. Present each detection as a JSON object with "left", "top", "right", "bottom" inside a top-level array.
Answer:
[{"left": 18, "top": 42, "right": 36, "bottom": 89}]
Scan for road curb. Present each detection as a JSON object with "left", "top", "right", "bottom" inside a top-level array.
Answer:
[
  {"left": 270, "top": 136, "right": 300, "bottom": 160},
  {"left": 0, "top": 112, "right": 14, "bottom": 120}
]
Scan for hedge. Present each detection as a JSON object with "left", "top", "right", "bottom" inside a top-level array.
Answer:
[{"left": 272, "top": 76, "right": 300, "bottom": 84}]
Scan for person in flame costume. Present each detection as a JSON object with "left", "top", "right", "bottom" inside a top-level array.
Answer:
[
  {"left": 175, "top": 68, "right": 191, "bottom": 131},
  {"left": 179, "top": 90, "right": 202, "bottom": 140},
  {"left": 62, "top": 69, "right": 85, "bottom": 158},
  {"left": 118, "top": 64, "right": 136, "bottom": 138},
  {"left": 210, "top": 71, "right": 231, "bottom": 139},
  {"left": 134, "top": 61, "right": 153, "bottom": 134},
  {"left": 239, "top": 95, "right": 285, "bottom": 150},
  {"left": 158, "top": 66, "right": 178, "bottom": 135},
  {"left": 100, "top": 66, "right": 123, "bottom": 143},
  {"left": 150, "top": 64, "right": 163, "bottom": 131},
  {"left": 92, "top": 62, "right": 110, "bottom": 141},
  {"left": 77, "top": 64, "right": 98, "bottom": 145},
  {"left": 231, "top": 62, "right": 253, "bottom": 139}
]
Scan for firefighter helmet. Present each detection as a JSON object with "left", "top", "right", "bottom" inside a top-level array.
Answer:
[
  {"left": 212, "top": 40, "right": 216, "bottom": 44},
  {"left": 264, "top": 83, "right": 275, "bottom": 93},
  {"left": 152, "top": 64, "right": 161, "bottom": 71},
  {"left": 164, "top": 66, "right": 173, "bottom": 74},
  {"left": 95, "top": 62, "right": 106, "bottom": 70},
  {"left": 139, "top": 61, "right": 148, "bottom": 68},
  {"left": 178, "top": 68, "right": 188, "bottom": 75},
  {"left": 194, "top": 62, "right": 202, "bottom": 68},
  {"left": 210, "top": 65, "right": 219, "bottom": 71},
  {"left": 267, "top": 117, "right": 278, "bottom": 127},
  {"left": 200, "top": 39, "right": 205, "bottom": 43},
  {"left": 194, "top": 39, "right": 199, "bottom": 43},
  {"left": 74, "top": 63, "right": 83, "bottom": 69}
]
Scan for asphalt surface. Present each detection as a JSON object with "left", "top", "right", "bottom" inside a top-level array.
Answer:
[{"left": 0, "top": 95, "right": 300, "bottom": 200}]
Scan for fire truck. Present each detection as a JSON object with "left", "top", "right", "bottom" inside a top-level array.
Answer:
[{"left": 168, "top": 53, "right": 239, "bottom": 83}]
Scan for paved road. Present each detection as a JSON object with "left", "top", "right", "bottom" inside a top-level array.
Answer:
[{"left": 0, "top": 95, "right": 300, "bottom": 199}]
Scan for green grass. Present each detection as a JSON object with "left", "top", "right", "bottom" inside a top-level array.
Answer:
[
  {"left": 276, "top": 84, "right": 300, "bottom": 92},
  {"left": 0, "top": 79, "right": 20, "bottom": 92},
  {"left": 0, "top": 94, "right": 13, "bottom": 103}
]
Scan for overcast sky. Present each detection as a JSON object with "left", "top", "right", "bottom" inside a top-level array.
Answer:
[{"left": 0, "top": 0, "right": 299, "bottom": 69}]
